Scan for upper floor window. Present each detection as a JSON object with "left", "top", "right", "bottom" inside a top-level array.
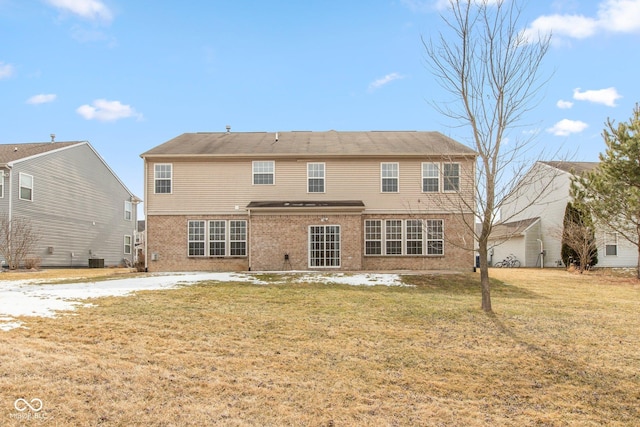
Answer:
[
  {"left": 604, "top": 232, "right": 618, "bottom": 256},
  {"left": 422, "top": 163, "right": 440, "bottom": 193},
  {"left": 443, "top": 163, "right": 460, "bottom": 192},
  {"left": 124, "top": 201, "right": 133, "bottom": 221},
  {"left": 253, "top": 161, "right": 274, "bottom": 185},
  {"left": 308, "top": 163, "right": 325, "bottom": 193},
  {"left": 0, "top": 171, "right": 4, "bottom": 198},
  {"left": 19, "top": 173, "right": 33, "bottom": 201},
  {"left": 381, "top": 163, "right": 399, "bottom": 193},
  {"left": 154, "top": 164, "right": 172, "bottom": 194}
]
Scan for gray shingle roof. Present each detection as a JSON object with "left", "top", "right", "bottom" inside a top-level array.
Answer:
[
  {"left": 0, "top": 141, "right": 82, "bottom": 164},
  {"left": 490, "top": 217, "right": 540, "bottom": 239},
  {"left": 141, "top": 131, "right": 477, "bottom": 158},
  {"left": 541, "top": 161, "right": 598, "bottom": 175}
]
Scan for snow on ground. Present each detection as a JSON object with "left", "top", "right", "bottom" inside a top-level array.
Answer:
[{"left": 0, "top": 272, "right": 405, "bottom": 331}]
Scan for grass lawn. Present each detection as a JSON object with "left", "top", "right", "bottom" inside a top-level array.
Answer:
[{"left": 1, "top": 268, "right": 639, "bottom": 426}]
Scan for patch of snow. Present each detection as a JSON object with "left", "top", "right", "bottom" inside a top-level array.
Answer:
[{"left": 0, "top": 271, "right": 406, "bottom": 331}]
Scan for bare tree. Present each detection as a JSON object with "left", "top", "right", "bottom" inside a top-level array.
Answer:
[
  {"left": 423, "top": 0, "right": 551, "bottom": 311},
  {"left": 552, "top": 202, "right": 597, "bottom": 273},
  {"left": 0, "top": 214, "right": 40, "bottom": 269}
]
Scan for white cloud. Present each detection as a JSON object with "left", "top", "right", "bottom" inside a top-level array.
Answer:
[
  {"left": 44, "top": 0, "right": 113, "bottom": 23},
  {"left": 573, "top": 87, "right": 622, "bottom": 107},
  {"left": 368, "top": 72, "right": 404, "bottom": 91},
  {"left": 524, "top": 0, "right": 640, "bottom": 43},
  {"left": 523, "top": 14, "right": 598, "bottom": 42},
  {"left": 76, "top": 99, "right": 142, "bottom": 122},
  {"left": 597, "top": 0, "right": 640, "bottom": 33},
  {"left": 26, "top": 94, "right": 57, "bottom": 105},
  {"left": 0, "top": 62, "right": 15, "bottom": 79},
  {"left": 547, "top": 119, "right": 589, "bottom": 136},
  {"left": 556, "top": 99, "right": 574, "bottom": 109}
]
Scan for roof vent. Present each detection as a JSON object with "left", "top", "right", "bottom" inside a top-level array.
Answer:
[
  {"left": 225, "top": 125, "right": 231, "bottom": 133},
  {"left": 50, "top": 133, "right": 55, "bottom": 143}
]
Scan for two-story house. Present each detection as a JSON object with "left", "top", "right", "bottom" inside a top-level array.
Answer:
[
  {"left": 489, "top": 161, "right": 637, "bottom": 268},
  {"left": 140, "top": 130, "right": 477, "bottom": 272},
  {"left": 0, "top": 140, "right": 139, "bottom": 268}
]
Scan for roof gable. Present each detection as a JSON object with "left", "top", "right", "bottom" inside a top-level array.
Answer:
[
  {"left": 540, "top": 161, "right": 598, "bottom": 175},
  {"left": 0, "top": 141, "right": 138, "bottom": 200},
  {"left": 141, "top": 131, "right": 477, "bottom": 158},
  {"left": 0, "top": 141, "right": 82, "bottom": 164}
]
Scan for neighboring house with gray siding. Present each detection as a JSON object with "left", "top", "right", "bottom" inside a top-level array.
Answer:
[
  {"left": 489, "top": 161, "right": 637, "bottom": 268},
  {"left": 0, "top": 141, "right": 139, "bottom": 268},
  {"left": 141, "top": 130, "right": 477, "bottom": 272}
]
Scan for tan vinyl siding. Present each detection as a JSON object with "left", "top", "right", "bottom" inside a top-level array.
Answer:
[{"left": 146, "top": 157, "right": 475, "bottom": 215}]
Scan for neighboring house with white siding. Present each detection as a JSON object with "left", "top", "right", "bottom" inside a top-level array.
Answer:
[
  {"left": 489, "top": 161, "right": 637, "bottom": 268},
  {"left": 141, "top": 130, "right": 478, "bottom": 272},
  {"left": 0, "top": 141, "right": 139, "bottom": 268}
]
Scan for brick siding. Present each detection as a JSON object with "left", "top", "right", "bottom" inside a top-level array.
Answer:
[{"left": 146, "top": 212, "right": 474, "bottom": 272}]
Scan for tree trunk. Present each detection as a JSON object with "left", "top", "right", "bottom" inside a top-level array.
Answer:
[
  {"left": 637, "top": 228, "right": 640, "bottom": 279},
  {"left": 478, "top": 238, "right": 492, "bottom": 312}
]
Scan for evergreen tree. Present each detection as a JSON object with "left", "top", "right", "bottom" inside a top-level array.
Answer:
[{"left": 572, "top": 104, "right": 640, "bottom": 277}]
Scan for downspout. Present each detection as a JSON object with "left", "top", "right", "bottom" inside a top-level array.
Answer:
[
  {"left": 7, "top": 165, "right": 12, "bottom": 223},
  {"left": 7, "top": 165, "right": 12, "bottom": 269},
  {"left": 143, "top": 160, "right": 148, "bottom": 272},
  {"left": 132, "top": 196, "right": 141, "bottom": 267},
  {"left": 537, "top": 238, "right": 544, "bottom": 269}
]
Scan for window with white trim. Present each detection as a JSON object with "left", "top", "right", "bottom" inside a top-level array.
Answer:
[
  {"left": 426, "top": 219, "right": 444, "bottom": 255},
  {"left": 124, "top": 235, "right": 132, "bottom": 255},
  {"left": 209, "top": 220, "right": 226, "bottom": 256},
  {"left": 365, "top": 220, "right": 382, "bottom": 255},
  {"left": 604, "top": 232, "right": 618, "bottom": 256},
  {"left": 309, "top": 225, "right": 340, "bottom": 267},
  {"left": 229, "top": 220, "right": 247, "bottom": 256},
  {"left": 385, "top": 220, "right": 403, "bottom": 255},
  {"left": 0, "top": 172, "right": 4, "bottom": 198},
  {"left": 253, "top": 161, "right": 274, "bottom": 185},
  {"left": 443, "top": 163, "right": 460, "bottom": 192},
  {"left": 154, "top": 164, "right": 172, "bottom": 194},
  {"left": 19, "top": 173, "right": 33, "bottom": 201},
  {"left": 188, "top": 220, "right": 206, "bottom": 256},
  {"left": 422, "top": 163, "right": 440, "bottom": 192},
  {"left": 307, "top": 163, "right": 325, "bottom": 193},
  {"left": 364, "top": 219, "right": 442, "bottom": 256},
  {"left": 188, "top": 220, "right": 247, "bottom": 257},
  {"left": 406, "top": 219, "right": 424, "bottom": 254},
  {"left": 124, "top": 201, "right": 133, "bottom": 221},
  {"left": 381, "top": 163, "right": 399, "bottom": 192}
]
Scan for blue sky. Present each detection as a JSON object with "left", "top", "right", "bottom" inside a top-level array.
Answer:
[{"left": 1, "top": 0, "right": 639, "bottom": 208}]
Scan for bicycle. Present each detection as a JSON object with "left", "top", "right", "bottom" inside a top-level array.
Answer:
[{"left": 494, "top": 254, "right": 520, "bottom": 268}]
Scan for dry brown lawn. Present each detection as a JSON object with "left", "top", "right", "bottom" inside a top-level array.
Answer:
[{"left": 1, "top": 268, "right": 639, "bottom": 426}]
